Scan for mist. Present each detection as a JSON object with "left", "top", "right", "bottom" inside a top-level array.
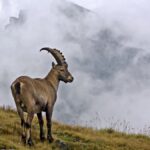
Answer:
[{"left": 0, "top": 0, "right": 150, "bottom": 133}]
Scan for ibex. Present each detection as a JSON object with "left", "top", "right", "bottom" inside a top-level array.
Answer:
[{"left": 11, "top": 47, "right": 74, "bottom": 146}]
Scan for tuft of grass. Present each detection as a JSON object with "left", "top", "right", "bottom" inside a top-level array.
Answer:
[{"left": 0, "top": 107, "right": 150, "bottom": 150}]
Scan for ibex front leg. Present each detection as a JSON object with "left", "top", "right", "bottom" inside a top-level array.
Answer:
[
  {"left": 37, "top": 112, "right": 45, "bottom": 142},
  {"left": 25, "top": 113, "right": 34, "bottom": 146},
  {"left": 46, "top": 106, "right": 54, "bottom": 143}
]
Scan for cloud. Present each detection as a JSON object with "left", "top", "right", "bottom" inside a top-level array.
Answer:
[{"left": 0, "top": 0, "right": 150, "bottom": 133}]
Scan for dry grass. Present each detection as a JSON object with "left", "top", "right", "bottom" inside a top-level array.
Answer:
[{"left": 0, "top": 107, "right": 150, "bottom": 150}]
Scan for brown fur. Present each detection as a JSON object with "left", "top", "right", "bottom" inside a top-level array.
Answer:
[{"left": 11, "top": 48, "right": 73, "bottom": 145}]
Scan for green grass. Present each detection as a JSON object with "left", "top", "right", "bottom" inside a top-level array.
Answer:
[{"left": 0, "top": 107, "right": 150, "bottom": 150}]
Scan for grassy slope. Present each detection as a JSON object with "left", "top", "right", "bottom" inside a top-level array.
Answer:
[{"left": 0, "top": 107, "right": 150, "bottom": 150}]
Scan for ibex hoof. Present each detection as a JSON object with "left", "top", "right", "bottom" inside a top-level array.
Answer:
[
  {"left": 21, "top": 134, "right": 26, "bottom": 143},
  {"left": 27, "top": 138, "right": 34, "bottom": 146},
  {"left": 48, "top": 136, "right": 54, "bottom": 143},
  {"left": 40, "top": 136, "right": 45, "bottom": 142}
]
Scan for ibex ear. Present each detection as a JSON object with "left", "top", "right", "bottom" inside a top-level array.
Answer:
[{"left": 52, "top": 62, "right": 56, "bottom": 68}]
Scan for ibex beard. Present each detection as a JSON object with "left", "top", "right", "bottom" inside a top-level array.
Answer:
[{"left": 11, "top": 47, "right": 74, "bottom": 146}]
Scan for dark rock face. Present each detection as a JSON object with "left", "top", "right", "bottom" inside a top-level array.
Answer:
[{"left": 5, "top": 10, "right": 26, "bottom": 29}]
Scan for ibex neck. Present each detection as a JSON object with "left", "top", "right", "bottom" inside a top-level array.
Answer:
[{"left": 45, "top": 69, "right": 59, "bottom": 92}]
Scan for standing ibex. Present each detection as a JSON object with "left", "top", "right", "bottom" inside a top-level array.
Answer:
[{"left": 11, "top": 47, "right": 74, "bottom": 146}]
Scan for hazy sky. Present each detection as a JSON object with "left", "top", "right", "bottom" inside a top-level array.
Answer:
[{"left": 0, "top": 0, "right": 150, "bottom": 133}]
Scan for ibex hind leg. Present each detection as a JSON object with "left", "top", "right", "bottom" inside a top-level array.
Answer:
[
  {"left": 11, "top": 82, "right": 26, "bottom": 141},
  {"left": 25, "top": 113, "right": 34, "bottom": 146},
  {"left": 16, "top": 106, "right": 26, "bottom": 141}
]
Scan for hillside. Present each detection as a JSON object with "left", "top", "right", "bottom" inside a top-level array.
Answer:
[{"left": 0, "top": 107, "right": 150, "bottom": 150}]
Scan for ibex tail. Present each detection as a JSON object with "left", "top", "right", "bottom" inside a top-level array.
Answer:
[{"left": 11, "top": 82, "right": 21, "bottom": 95}]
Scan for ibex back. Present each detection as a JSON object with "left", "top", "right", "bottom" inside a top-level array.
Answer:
[{"left": 11, "top": 47, "right": 74, "bottom": 146}]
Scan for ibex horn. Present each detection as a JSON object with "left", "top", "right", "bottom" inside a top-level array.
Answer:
[{"left": 40, "top": 47, "right": 67, "bottom": 65}]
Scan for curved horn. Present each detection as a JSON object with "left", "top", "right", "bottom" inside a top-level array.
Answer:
[{"left": 40, "top": 47, "right": 66, "bottom": 65}]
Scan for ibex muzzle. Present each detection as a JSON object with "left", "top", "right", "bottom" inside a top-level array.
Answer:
[{"left": 11, "top": 47, "right": 74, "bottom": 146}]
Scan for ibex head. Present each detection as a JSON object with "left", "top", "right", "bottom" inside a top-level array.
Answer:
[{"left": 40, "top": 47, "right": 74, "bottom": 83}]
